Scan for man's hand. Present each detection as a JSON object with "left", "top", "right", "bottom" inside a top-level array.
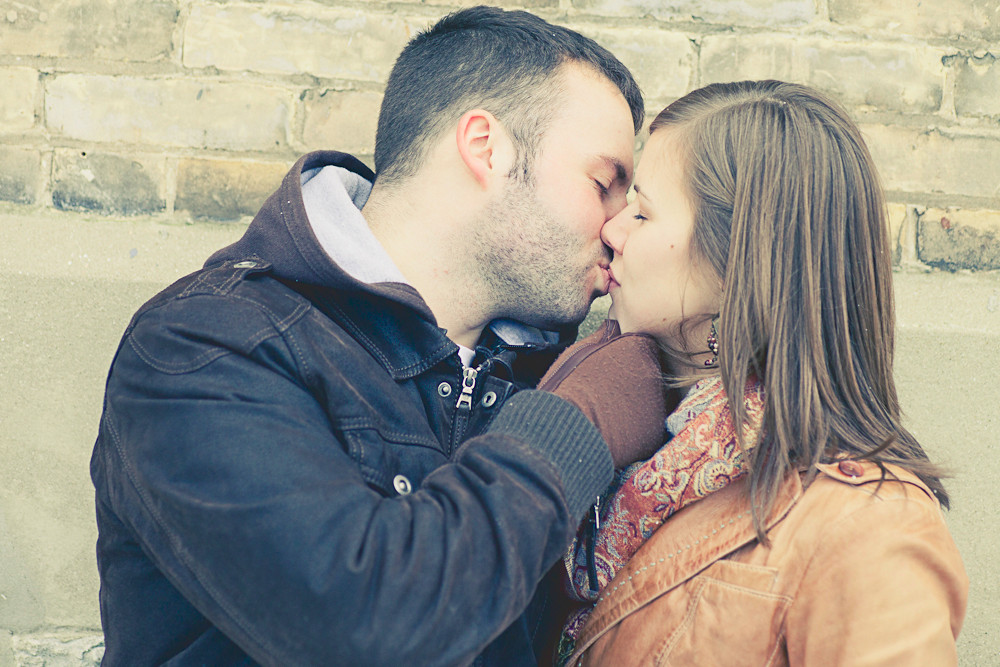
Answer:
[{"left": 538, "top": 320, "right": 667, "bottom": 469}]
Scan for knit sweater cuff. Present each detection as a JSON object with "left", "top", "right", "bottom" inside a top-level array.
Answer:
[{"left": 487, "top": 390, "right": 614, "bottom": 522}]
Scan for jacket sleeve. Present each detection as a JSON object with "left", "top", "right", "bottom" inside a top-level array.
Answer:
[
  {"left": 783, "top": 483, "right": 968, "bottom": 666},
  {"left": 94, "top": 295, "right": 613, "bottom": 667}
]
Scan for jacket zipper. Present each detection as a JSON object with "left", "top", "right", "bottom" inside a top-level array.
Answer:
[
  {"left": 449, "top": 364, "right": 481, "bottom": 456},
  {"left": 445, "top": 341, "right": 546, "bottom": 456},
  {"left": 586, "top": 495, "right": 602, "bottom": 595}
]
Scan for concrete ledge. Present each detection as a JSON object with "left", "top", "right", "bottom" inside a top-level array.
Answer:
[
  {"left": 0, "top": 207, "right": 246, "bottom": 284},
  {"left": 7, "top": 633, "right": 103, "bottom": 667}
]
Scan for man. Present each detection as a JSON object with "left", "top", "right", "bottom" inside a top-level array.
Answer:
[{"left": 91, "top": 6, "right": 659, "bottom": 665}]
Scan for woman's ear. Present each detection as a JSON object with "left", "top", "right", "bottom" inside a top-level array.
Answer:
[{"left": 455, "top": 109, "right": 514, "bottom": 190}]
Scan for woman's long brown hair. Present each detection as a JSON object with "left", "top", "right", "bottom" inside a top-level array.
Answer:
[{"left": 651, "top": 81, "right": 947, "bottom": 540}]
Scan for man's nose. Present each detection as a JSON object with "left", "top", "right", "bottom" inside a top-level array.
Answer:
[{"left": 605, "top": 190, "right": 628, "bottom": 222}]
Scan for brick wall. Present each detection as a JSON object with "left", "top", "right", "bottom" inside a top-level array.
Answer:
[
  {"left": 1, "top": 0, "right": 998, "bottom": 268},
  {"left": 2, "top": 2, "right": 999, "bottom": 664}
]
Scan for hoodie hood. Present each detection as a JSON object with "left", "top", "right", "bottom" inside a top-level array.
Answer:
[
  {"left": 299, "top": 162, "right": 407, "bottom": 286},
  {"left": 206, "top": 151, "right": 428, "bottom": 309},
  {"left": 207, "top": 150, "right": 576, "bottom": 351}
]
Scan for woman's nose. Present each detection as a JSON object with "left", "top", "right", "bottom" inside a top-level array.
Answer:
[{"left": 601, "top": 205, "right": 637, "bottom": 255}]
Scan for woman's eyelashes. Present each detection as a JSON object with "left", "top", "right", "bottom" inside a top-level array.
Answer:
[{"left": 633, "top": 212, "right": 647, "bottom": 222}]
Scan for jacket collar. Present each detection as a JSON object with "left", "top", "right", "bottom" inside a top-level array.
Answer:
[
  {"left": 571, "top": 472, "right": 802, "bottom": 660},
  {"left": 299, "top": 282, "right": 458, "bottom": 381},
  {"left": 305, "top": 288, "right": 572, "bottom": 382}
]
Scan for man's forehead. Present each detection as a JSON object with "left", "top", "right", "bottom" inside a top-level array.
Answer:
[
  {"left": 552, "top": 64, "right": 636, "bottom": 149},
  {"left": 539, "top": 71, "right": 635, "bottom": 179}
]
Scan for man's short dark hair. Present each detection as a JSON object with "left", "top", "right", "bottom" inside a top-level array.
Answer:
[{"left": 373, "top": 5, "right": 644, "bottom": 184}]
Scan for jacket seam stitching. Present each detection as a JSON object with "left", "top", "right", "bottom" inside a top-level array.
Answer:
[
  {"left": 177, "top": 270, "right": 215, "bottom": 297},
  {"left": 325, "top": 299, "right": 394, "bottom": 368},
  {"left": 226, "top": 291, "right": 312, "bottom": 333},
  {"left": 125, "top": 293, "right": 311, "bottom": 373},
  {"left": 700, "top": 576, "right": 792, "bottom": 601},
  {"left": 127, "top": 335, "right": 229, "bottom": 374},
  {"left": 178, "top": 264, "right": 251, "bottom": 297},
  {"left": 275, "top": 313, "right": 315, "bottom": 389},
  {"left": 763, "top": 629, "right": 788, "bottom": 666},
  {"left": 323, "top": 297, "right": 456, "bottom": 377},
  {"left": 653, "top": 577, "right": 708, "bottom": 665},
  {"left": 595, "top": 510, "right": 752, "bottom": 604},
  {"left": 341, "top": 422, "right": 443, "bottom": 449},
  {"left": 102, "top": 406, "right": 280, "bottom": 663}
]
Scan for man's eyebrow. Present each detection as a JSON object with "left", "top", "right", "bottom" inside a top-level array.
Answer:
[{"left": 601, "top": 156, "right": 630, "bottom": 185}]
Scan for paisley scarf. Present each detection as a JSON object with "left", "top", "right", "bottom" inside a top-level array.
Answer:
[{"left": 556, "top": 374, "right": 766, "bottom": 665}]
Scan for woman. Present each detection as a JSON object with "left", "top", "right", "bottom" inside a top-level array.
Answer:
[{"left": 549, "top": 81, "right": 968, "bottom": 665}]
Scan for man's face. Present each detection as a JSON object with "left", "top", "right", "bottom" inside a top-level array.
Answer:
[{"left": 473, "top": 63, "right": 636, "bottom": 329}]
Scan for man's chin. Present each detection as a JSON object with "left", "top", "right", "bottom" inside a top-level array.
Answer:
[{"left": 522, "top": 303, "right": 592, "bottom": 332}]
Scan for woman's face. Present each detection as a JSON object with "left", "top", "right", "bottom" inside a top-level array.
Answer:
[{"left": 602, "top": 129, "right": 721, "bottom": 354}]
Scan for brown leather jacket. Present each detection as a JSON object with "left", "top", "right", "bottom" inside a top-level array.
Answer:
[{"left": 566, "top": 461, "right": 968, "bottom": 666}]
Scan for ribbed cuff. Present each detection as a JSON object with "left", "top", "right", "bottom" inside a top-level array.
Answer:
[{"left": 487, "top": 390, "right": 614, "bottom": 521}]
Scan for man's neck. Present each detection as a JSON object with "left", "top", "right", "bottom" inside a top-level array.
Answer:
[{"left": 363, "top": 185, "right": 490, "bottom": 349}]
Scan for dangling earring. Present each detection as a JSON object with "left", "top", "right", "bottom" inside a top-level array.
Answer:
[{"left": 705, "top": 317, "right": 719, "bottom": 367}]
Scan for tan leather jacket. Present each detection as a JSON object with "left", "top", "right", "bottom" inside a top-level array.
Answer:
[{"left": 567, "top": 461, "right": 968, "bottom": 666}]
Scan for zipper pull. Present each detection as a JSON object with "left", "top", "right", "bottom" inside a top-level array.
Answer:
[
  {"left": 593, "top": 495, "right": 601, "bottom": 530},
  {"left": 456, "top": 366, "right": 478, "bottom": 410}
]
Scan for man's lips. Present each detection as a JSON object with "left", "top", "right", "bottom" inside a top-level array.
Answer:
[
  {"left": 605, "top": 264, "right": 621, "bottom": 290},
  {"left": 596, "top": 263, "right": 616, "bottom": 295}
]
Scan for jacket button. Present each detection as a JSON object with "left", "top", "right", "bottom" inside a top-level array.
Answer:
[
  {"left": 393, "top": 474, "right": 412, "bottom": 496},
  {"left": 838, "top": 460, "right": 864, "bottom": 477},
  {"left": 437, "top": 382, "right": 452, "bottom": 398},
  {"left": 233, "top": 260, "right": 258, "bottom": 269},
  {"left": 481, "top": 391, "right": 497, "bottom": 408}
]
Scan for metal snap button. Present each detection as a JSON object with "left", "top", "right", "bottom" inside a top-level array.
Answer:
[
  {"left": 233, "top": 260, "right": 258, "bottom": 269},
  {"left": 481, "top": 391, "right": 497, "bottom": 408},
  {"left": 437, "top": 382, "right": 452, "bottom": 397},
  {"left": 393, "top": 474, "right": 412, "bottom": 496}
]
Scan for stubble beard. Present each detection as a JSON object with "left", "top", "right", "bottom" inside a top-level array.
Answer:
[{"left": 471, "top": 175, "right": 600, "bottom": 330}]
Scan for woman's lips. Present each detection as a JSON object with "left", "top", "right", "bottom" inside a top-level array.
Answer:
[{"left": 606, "top": 264, "right": 621, "bottom": 290}]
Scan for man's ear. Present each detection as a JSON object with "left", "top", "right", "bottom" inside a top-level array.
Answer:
[{"left": 455, "top": 109, "right": 512, "bottom": 190}]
